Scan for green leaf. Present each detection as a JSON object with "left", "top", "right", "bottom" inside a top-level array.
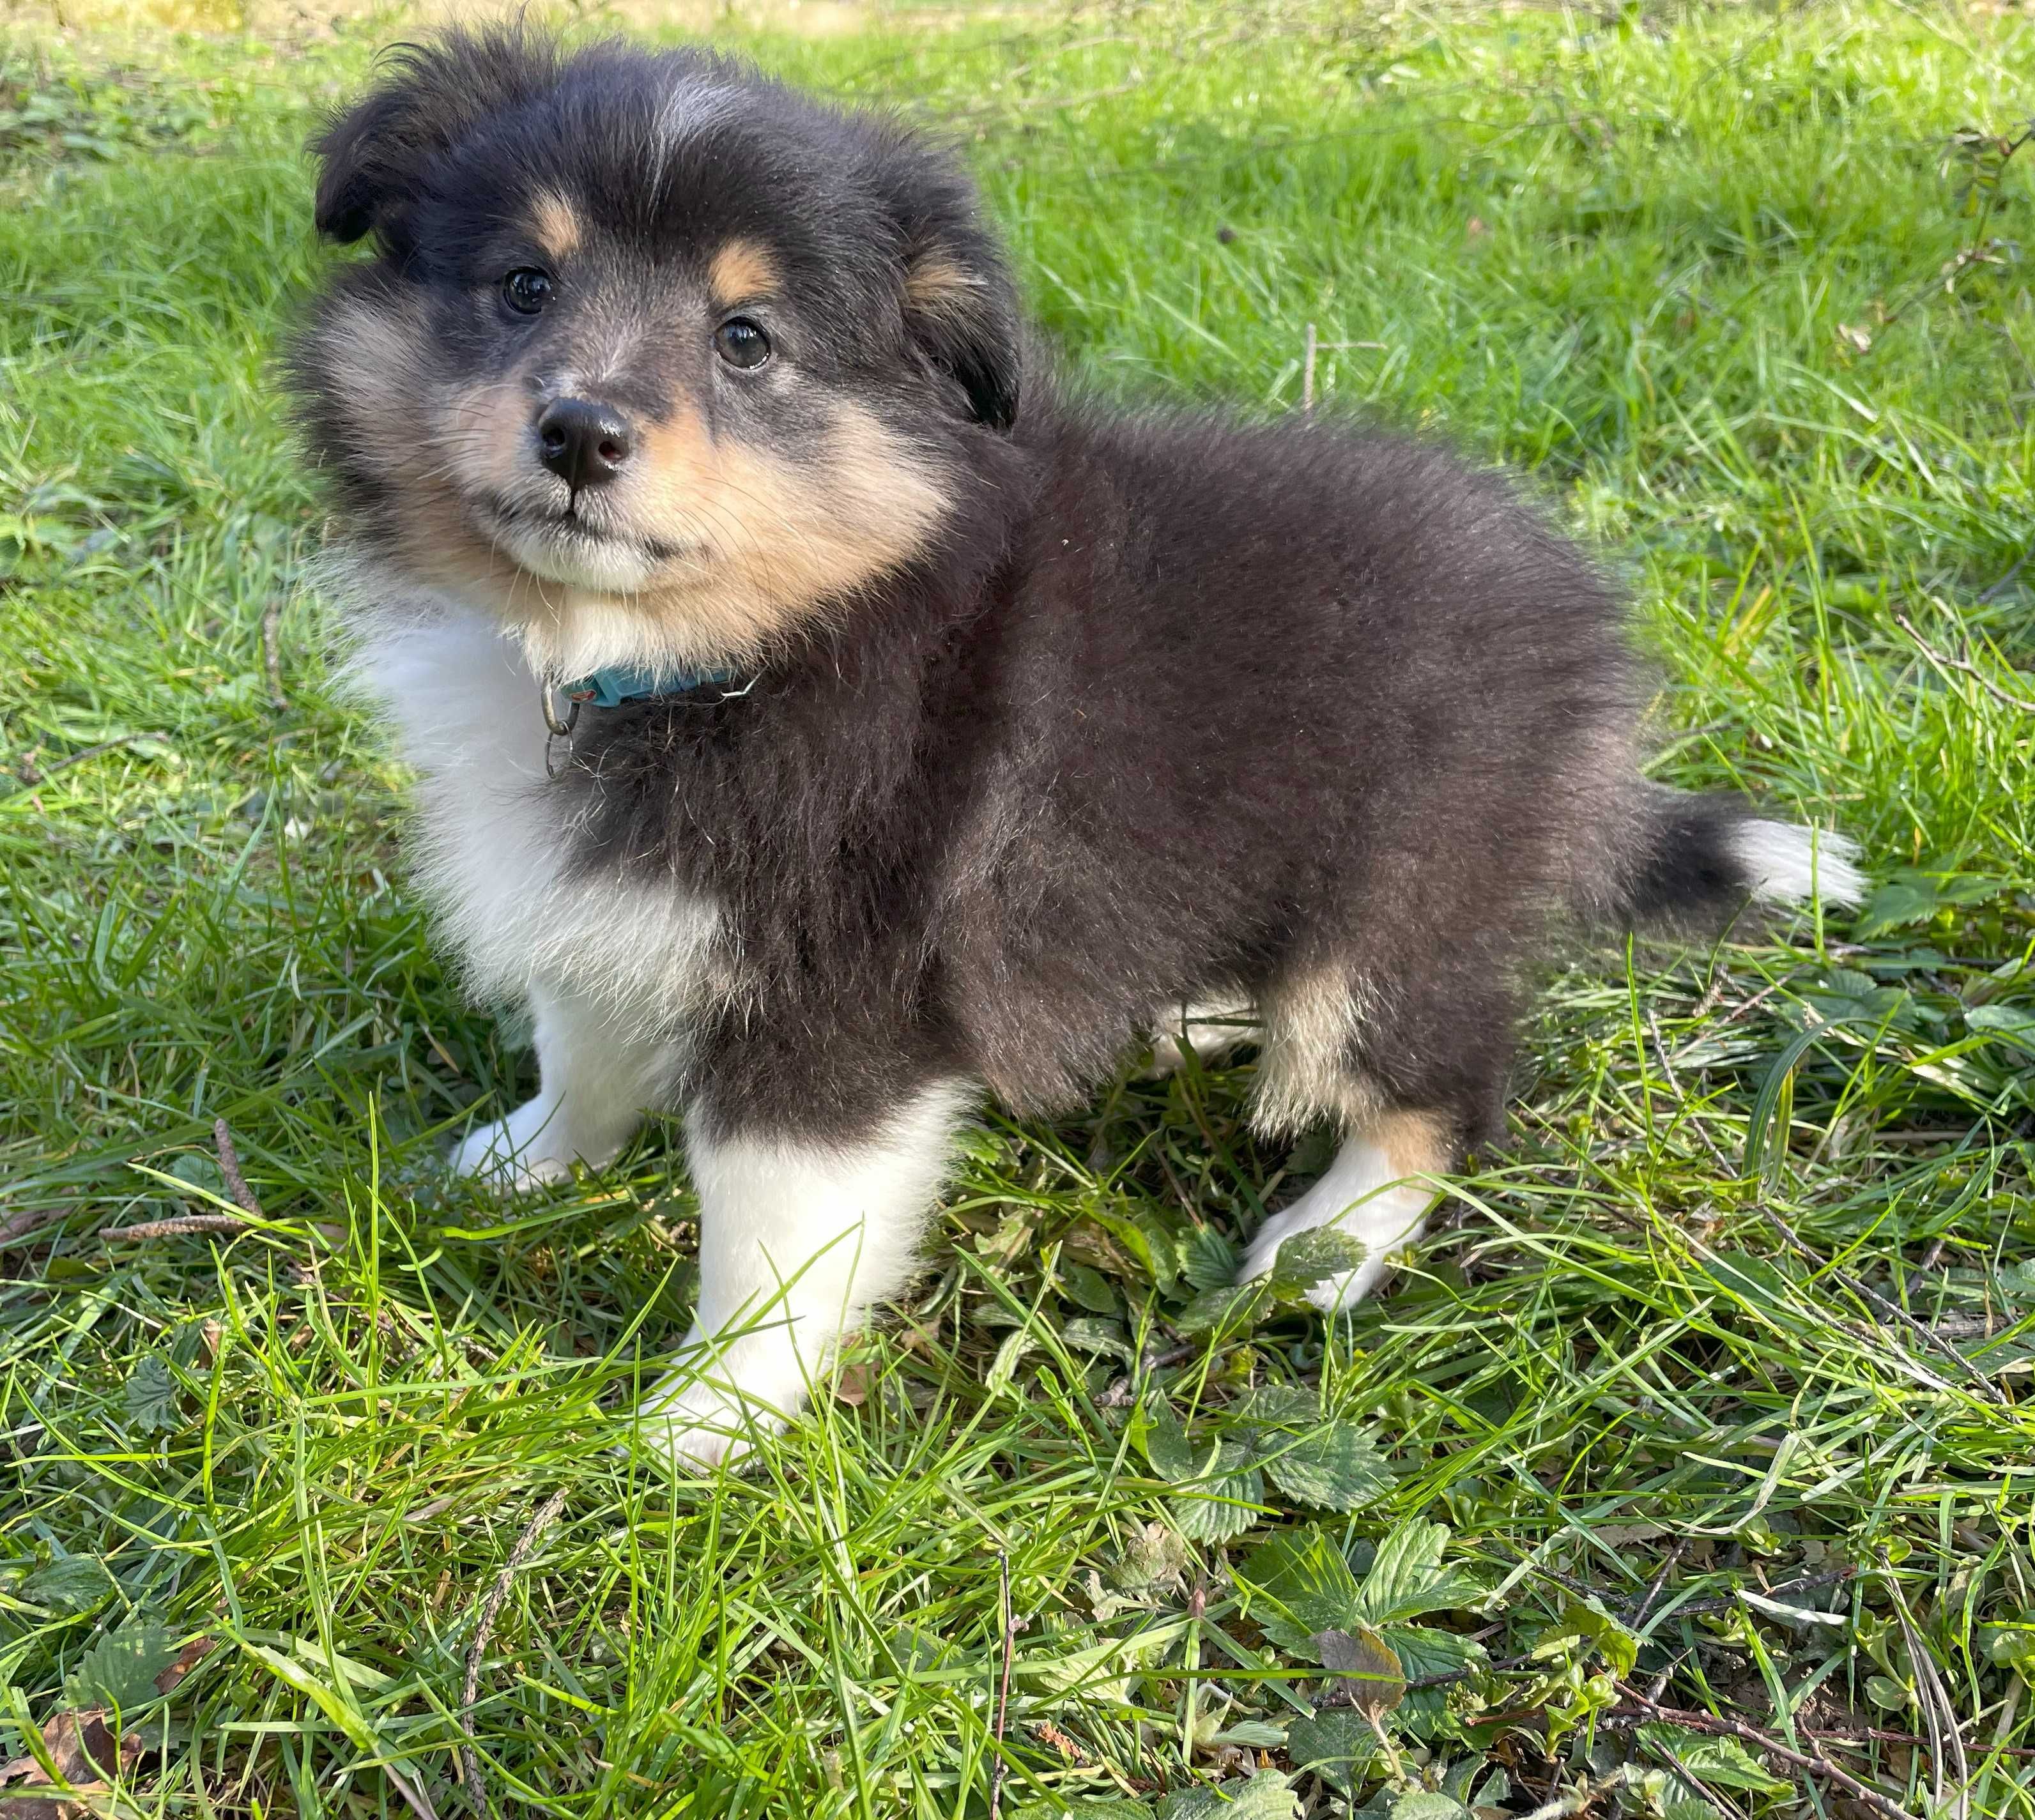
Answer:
[
  {"left": 1390, "top": 1795, "right": 1471, "bottom": 1820},
  {"left": 63, "top": 1617, "right": 178, "bottom": 1711},
  {"left": 1267, "top": 1227, "right": 1368, "bottom": 1299},
  {"left": 1282, "top": 1709, "right": 1379, "bottom": 1794},
  {"left": 1381, "top": 1623, "right": 1484, "bottom": 1683},
  {"left": 1854, "top": 878, "right": 1938, "bottom": 937},
  {"left": 1237, "top": 1526, "right": 1363, "bottom": 1655},
  {"left": 1261, "top": 1421, "right": 1392, "bottom": 1511},
  {"left": 123, "top": 1353, "right": 181, "bottom": 1434},
  {"left": 1969, "top": 1004, "right": 2035, "bottom": 1054},
  {"left": 1353, "top": 1522, "right": 1480, "bottom": 1625},
  {"left": 987, "top": 1327, "right": 1040, "bottom": 1393},
  {"left": 1133, "top": 1390, "right": 1197, "bottom": 1482},
  {"left": 1183, "top": 1227, "right": 1242, "bottom": 1292},
  {"left": 1061, "top": 1316, "right": 1133, "bottom": 1361},
  {"left": 1314, "top": 1624, "right": 1404, "bottom": 1716},
  {"left": 1174, "top": 1280, "right": 1270, "bottom": 1338},
  {"left": 24, "top": 1554, "right": 112, "bottom": 1614},
  {"left": 1535, "top": 1597, "right": 1639, "bottom": 1678},
  {"left": 1983, "top": 1626, "right": 2035, "bottom": 1679},
  {"left": 1114, "top": 1522, "right": 1190, "bottom": 1593},
  {"left": 1059, "top": 1261, "right": 1120, "bottom": 1314},
  {"left": 1228, "top": 1384, "right": 1320, "bottom": 1428},
  {"left": 1663, "top": 1801, "right": 1723, "bottom": 1820},
  {"left": 1639, "top": 1725, "right": 1792, "bottom": 1794},
  {"left": 1157, "top": 1770, "right": 1299, "bottom": 1819},
  {"left": 1210, "top": 1720, "right": 1287, "bottom": 1748},
  {"left": 1171, "top": 1444, "right": 1266, "bottom": 1543}
]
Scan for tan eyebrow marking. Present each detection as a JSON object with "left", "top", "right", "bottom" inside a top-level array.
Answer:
[
  {"left": 530, "top": 190, "right": 583, "bottom": 261},
  {"left": 707, "top": 238, "right": 781, "bottom": 308}
]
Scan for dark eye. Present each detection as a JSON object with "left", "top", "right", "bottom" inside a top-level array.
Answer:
[
  {"left": 502, "top": 268, "right": 553, "bottom": 316},
  {"left": 714, "top": 317, "right": 771, "bottom": 371}
]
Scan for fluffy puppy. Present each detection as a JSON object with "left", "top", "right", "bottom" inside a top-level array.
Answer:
[{"left": 291, "top": 29, "right": 1864, "bottom": 1467}]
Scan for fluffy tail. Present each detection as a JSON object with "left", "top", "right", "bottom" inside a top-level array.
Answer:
[{"left": 1607, "top": 787, "right": 1866, "bottom": 933}]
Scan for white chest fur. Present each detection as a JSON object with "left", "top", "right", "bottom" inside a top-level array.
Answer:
[{"left": 354, "top": 610, "right": 726, "bottom": 1033}]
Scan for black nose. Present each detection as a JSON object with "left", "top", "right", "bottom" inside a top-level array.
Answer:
[{"left": 535, "top": 397, "right": 632, "bottom": 489}]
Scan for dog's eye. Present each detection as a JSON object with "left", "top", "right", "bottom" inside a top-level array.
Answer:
[
  {"left": 714, "top": 317, "right": 771, "bottom": 371},
  {"left": 502, "top": 268, "right": 554, "bottom": 316}
]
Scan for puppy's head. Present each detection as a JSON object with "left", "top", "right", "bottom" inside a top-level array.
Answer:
[{"left": 291, "top": 29, "right": 1020, "bottom": 677}]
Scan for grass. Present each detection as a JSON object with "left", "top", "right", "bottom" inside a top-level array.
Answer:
[{"left": 3, "top": 1, "right": 2034, "bottom": 1814}]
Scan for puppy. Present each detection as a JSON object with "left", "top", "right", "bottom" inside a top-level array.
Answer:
[{"left": 290, "top": 29, "right": 1864, "bottom": 1467}]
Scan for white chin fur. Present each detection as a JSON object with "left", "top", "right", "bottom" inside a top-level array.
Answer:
[
  {"left": 1730, "top": 819, "right": 1867, "bottom": 908},
  {"left": 498, "top": 524, "right": 656, "bottom": 594}
]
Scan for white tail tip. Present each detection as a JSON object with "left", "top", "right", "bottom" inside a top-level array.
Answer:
[{"left": 1730, "top": 820, "right": 1867, "bottom": 909}]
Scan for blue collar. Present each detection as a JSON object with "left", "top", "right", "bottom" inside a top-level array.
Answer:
[{"left": 559, "top": 662, "right": 740, "bottom": 708}]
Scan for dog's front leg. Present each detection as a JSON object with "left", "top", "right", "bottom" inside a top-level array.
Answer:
[
  {"left": 452, "top": 982, "right": 678, "bottom": 1191},
  {"left": 635, "top": 1079, "right": 974, "bottom": 1469}
]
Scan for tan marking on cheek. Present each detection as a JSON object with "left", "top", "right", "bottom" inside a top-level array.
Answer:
[
  {"left": 707, "top": 238, "right": 780, "bottom": 308},
  {"left": 530, "top": 190, "right": 583, "bottom": 262},
  {"left": 609, "top": 399, "right": 951, "bottom": 664}
]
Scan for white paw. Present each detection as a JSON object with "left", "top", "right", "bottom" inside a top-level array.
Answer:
[
  {"left": 626, "top": 1333, "right": 804, "bottom": 1472},
  {"left": 451, "top": 1097, "right": 613, "bottom": 1192},
  {"left": 1240, "top": 1212, "right": 1388, "bottom": 1313}
]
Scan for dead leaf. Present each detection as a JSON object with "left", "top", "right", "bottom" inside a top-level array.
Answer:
[
  {"left": 153, "top": 1635, "right": 216, "bottom": 1696},
  {"left": 1313, "top": 1625, "right": 1406, "bottom": 1718},
  {"left": 833, "top": 1363, "right": 872, "bottom": 1407},
  {"left": 1466, "top": 215, "right": 1489, "bottom": 238},
  {"left": 0, "top": 1708, "right": 142, "bottom": 1818},
  {"left": 1837, "top": 323, "right": 1873, "bottom": 353}
]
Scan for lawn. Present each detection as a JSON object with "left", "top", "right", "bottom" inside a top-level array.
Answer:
[{"left": 3, "top": 2, "right": 2034, "bottom": 1816}]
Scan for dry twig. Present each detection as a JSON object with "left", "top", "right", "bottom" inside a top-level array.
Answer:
[
  {"left": 213, "top": 1117, "right": 263, "bottom": 1217},
  {"left": 459, "top": 1485, "right": 571, "bottom": 1814},
  {"left": 103, "top": 1212, "right": 250, "bottom": 1241},
  {"left": 1895, "top": 612, "right": 2035, "bottom": 715}
]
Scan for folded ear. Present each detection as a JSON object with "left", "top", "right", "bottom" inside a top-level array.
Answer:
[
  {"left": 313, "top": 28, "right": 559, "bottom": 245},
  {"left": 900, "top": 231, "right": 1022, "bottom": 431}
]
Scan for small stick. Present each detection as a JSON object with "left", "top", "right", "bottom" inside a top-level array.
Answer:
[
  {"left": 1894, "top": 612, "right": 2035, "bottom": 714},
  {"left": 987, "top": 1551, "right": 1015, "bottom": 1820},
  {"left": 460, "top": 1485, "right": 570, "bottom": 1812},
  {"left": 1612, "top": 1684, "right": 1921, "bottom": 1820},
  {"left": 214, "top": 1118, "right": 264, "bottom": 1218},
  {"left": 1302, "top": 322, "right": 1316, "bottom": 411},
  {"left": 262, "top": 599, "right": 288, "bottom": 711},
  {"left": 104, "top": 1213, "right": 250, "bottom": 1241}
]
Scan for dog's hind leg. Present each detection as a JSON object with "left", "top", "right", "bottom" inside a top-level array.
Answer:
[
  {"left": 451, "top": 982, "right": 677, "bottom": 1191},
  {"left": 1238, "top": 1108, "right": 1453, "bottom": 1310},
  {"left": 1238, "top": 956, "right": 1491, "bottom": 1309}
]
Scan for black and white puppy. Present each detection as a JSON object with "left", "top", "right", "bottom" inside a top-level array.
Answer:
[{"left": 291, "top": 29, "right": 1864, "bottom": 1467}]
